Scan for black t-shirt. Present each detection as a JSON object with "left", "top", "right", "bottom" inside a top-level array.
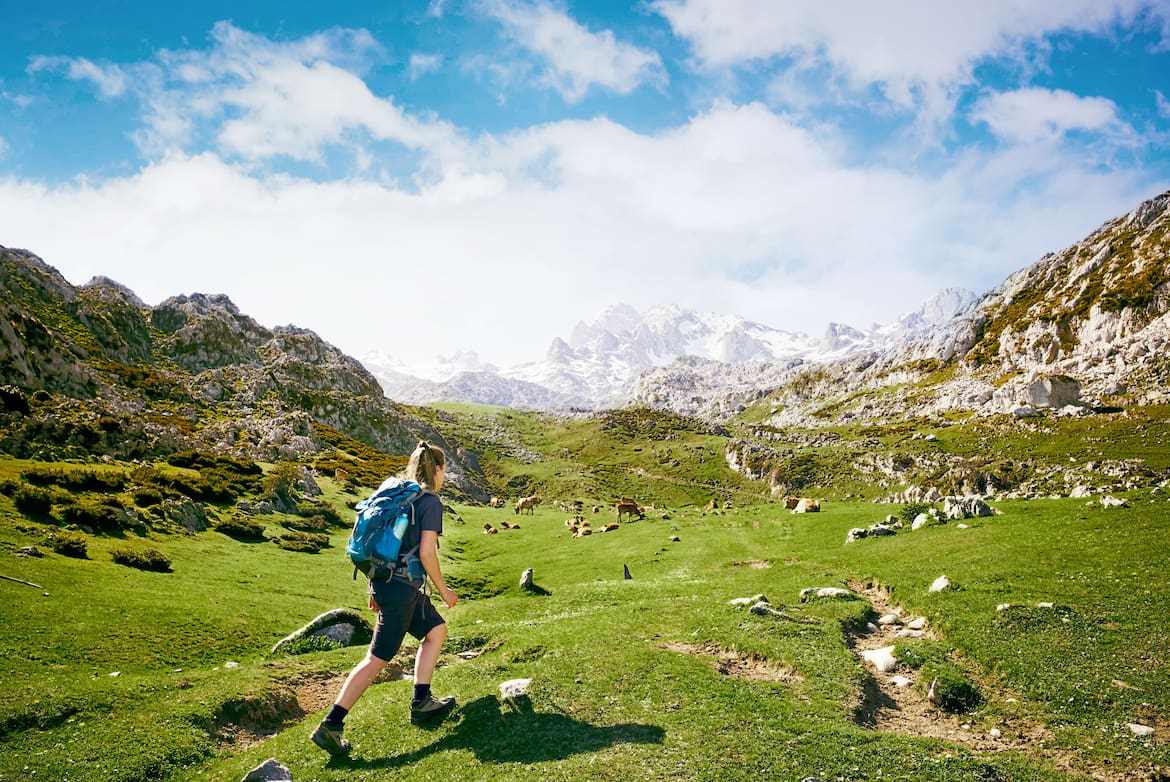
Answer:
[{"left": 403, "top": 491, "right": 443, "bottom": 556}]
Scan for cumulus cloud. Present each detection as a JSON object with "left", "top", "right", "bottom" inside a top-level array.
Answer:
[
  {"left": 971, "top": 88, "right": 1132, "bottom": 144},
  {"left": 408, "top": 52, "right": 442, "bottom": 80},
  {"left": 483, "top": 0, "right": 666, "bottom": 101},
  {"left": 28, "top": 56, "right": 129, "bottom": 98},
  {"left": 654, "top": 0, "right": 1163, "bottom": 100}
]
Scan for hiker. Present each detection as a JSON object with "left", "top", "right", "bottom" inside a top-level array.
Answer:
[{"left": 312, "top": 440, "right": 459, "bottom": 756}]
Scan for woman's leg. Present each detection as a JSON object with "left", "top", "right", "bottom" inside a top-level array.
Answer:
[
  {"left": 336, "top": 652, "right": 388, "bottom": 710},
  {"left": 413, "top": 621, "right": 447, "bottom": 685}
]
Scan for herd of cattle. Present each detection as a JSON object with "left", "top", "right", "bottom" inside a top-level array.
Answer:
[{"left": 477, "top": 492, "right": 824, "bottom": 536}]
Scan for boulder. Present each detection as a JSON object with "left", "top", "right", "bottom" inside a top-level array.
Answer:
[
  {"left": 271, "top": 608, "right": 372, "bottom": 654},
  {"left": 242, "top": 758, "right": 293, "bottom": 782},
  {"left": 1026, "top": 374, "right": 1081, "bottom": 409},
  {"left": 862, "top": 645, "right": 897, "bottom": 672}
]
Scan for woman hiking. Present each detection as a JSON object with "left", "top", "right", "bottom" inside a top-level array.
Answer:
[{"left": 311, "top": 440, "right": 459, "bottom": 756}]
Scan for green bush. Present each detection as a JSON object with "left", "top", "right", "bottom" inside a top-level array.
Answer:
[
  {"left": 214, "top": 517, "right": 267, "bottom": 542},
  {"left": 280, "top": 514, "right": 332, "bottom": 533},
  {"left": 20, "top": 467, "right": 128, "bottom": 493},
  {"left": 274, "top": 531, "right": 329, "bottom": 554},
  {"left": 13, "top": 485, "right": 53, "bottom": 517},
  {"left": 899, "top": 501, "right": 933, "bottom": 524},
  {"left": 46, "top": 530, "right": 89, "bottom": 559},
  {"left": 917, "top": 663, "right": 981, "bottom": 713},
  {"left": 111, "top": 547, "right": 172, "bottom": 573},
  {"left": 131, "top": 487, "right": 164, "bottom": 507},
  {"left": 60, "top": 499, "right": 127, "bottom": 533}
]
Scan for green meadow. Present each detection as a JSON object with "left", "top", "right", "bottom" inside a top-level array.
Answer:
[{"left": 1, "top": 407, "right": 1169, "bottom": 782}]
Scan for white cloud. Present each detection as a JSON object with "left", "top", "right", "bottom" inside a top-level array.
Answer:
[
  {"left": 654, "top": 0, "right": 1163, "bottom": 99},
  {"left": 483, "top": 0, "right": 666, "bottom": 101},
  {"left": 2, "top": 98, "right": 1160, "bottom": 369},
  {"left": 28, "top": 56, "right": 129, "bottom": 98},
  {"left": 971, "top": 88, "right": 1132, "bottom": 144},
  {"left": 408, "top": 52, "right": 442, "bottom": 81},
  {"left": 1156, "top": 89, "right": 1170, "bottom": 118}
]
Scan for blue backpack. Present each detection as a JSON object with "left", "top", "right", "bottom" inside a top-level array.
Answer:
[{"left": 346, "top": 477, "right": 424, "bottom": 581}]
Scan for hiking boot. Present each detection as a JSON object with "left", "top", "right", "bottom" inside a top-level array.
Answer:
[
  {"left": 410, "top": 694, "right": 456, "bottom": 724},
  {"left": 310, "top": 721, "right": 351, "bottom": 756}
]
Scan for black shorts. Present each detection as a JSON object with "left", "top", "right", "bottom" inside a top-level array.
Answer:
[{"left": 368, "top": 578, "right": 446, "bottom": 661}]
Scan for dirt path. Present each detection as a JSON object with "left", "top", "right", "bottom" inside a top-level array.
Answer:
[{"left": 846, "top": 581, "right": 1153, "bottom": 782}]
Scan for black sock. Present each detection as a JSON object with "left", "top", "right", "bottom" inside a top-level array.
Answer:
[
  {"left": 324, "top": 704, "right": 348, "bottom": 727},
  {"left": 413, "top": 683, "right": 431, "bottom": 703}
]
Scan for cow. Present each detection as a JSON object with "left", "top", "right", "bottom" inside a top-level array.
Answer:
[
  {"left": 483, "top": 523, "right": 499, "bottom": 535},
  {"left": 489, "top": 496, "right": 505, "bottom": 509},
  {"left": 792, "top": 498, "right": 821, "bottom": 513},
  {"left": 601, "top": 523, "right": 620, "bottom": 533},
  {"left": 705, "top": 499, "right": 718, "bottom": 511},
  {"left": 783, "top": 496, "right": 801, "bottom": 510},
  {"left": 515, "top": 495, "right": 542, "bottom": 515},
  {"left": 722, "top": 499, "right": 733, "bottom": 510},
  {"left": 616, "top": 501, "right": 644, "bottom": 521}
]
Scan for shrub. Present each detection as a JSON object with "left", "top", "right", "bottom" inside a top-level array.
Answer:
[
  {"left": 275, "top": 531, "right": 329, "bottom": 554},
  {"left": 280, "top": 514, "right": 332, "bottom": 533},
  {"left": 899, "top": 501, "right": 933, "bottom": 525},
  {"left": 918, "top": 663, "right": 981, "bottom": 713},
  {"left": 111, "top": 547, "right": 172, "bottom": 573},
  {"left": 46, "top": 530, "right": 88, "bottom": 559},
  {"left": 132, "top": 487, "right": 164, "bottom": 507},
  {"left": 20, "top": 467, "right": 128, "bottom": 493},
  {"left": 214, "top": 517, "right": 267, "bottom": 542},
  {"left": 13, "top": 485, "right": 53, "bottom": 517},
  {"left": 61, "top": 499, "right": 127, "bottom": 533}
]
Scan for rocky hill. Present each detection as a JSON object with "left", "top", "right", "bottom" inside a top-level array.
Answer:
[
  {"left": 630, "top": 190, "right": 1170, "bottom": 426},
  {"left": 373, "top": 291, "right": 979, "bottom": 410},
  {"left": 0, "top": 246, "right": 485, "bottom": 497}
]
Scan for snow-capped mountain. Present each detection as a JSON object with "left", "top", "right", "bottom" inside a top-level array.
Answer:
[{"left": 364, "top": 289, "right": 978, "bottom": 410}]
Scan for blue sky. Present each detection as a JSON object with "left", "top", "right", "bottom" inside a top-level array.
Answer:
[{"left": 2, "top": 1, "right": 1169, "bottom": 371}]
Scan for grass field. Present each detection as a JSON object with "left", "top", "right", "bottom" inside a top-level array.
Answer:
[{"left": 2, "top": 451, "right": 1167, "bottom": 781}]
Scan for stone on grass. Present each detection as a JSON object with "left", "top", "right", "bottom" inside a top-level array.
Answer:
[
  {"left": 929, "top": 575, "right": 953, "bottom": 593},
  {"left": 270, "top": 608, "right": 371, "bottom": 654},
  {"left": 799, "top": 586, "right": 854, "bottom": 602},
  {"left": 242, "top": 758, "right": 293, "bottom": 781},
  {"left": 519, "top": 568, "right": 534, "bottom": 589},
  {"left": 499, "top": 678, "right": 532, "bottom": 699},
  {"left": 891, "top": 675, "right": 913, "bottom": 688},
  {"left": 1127, "top": 723, "right": 1155, "bottom": 737},
  {"left": 1101, "top": 495, "right": 1129, "bottom": 509},
  {"left": 907, "top": 617, "right": 927, "bottom": 630}
]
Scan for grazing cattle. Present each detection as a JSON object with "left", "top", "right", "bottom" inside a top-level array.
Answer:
[
  {"left": 792, "top": 498, "right": 821, "bottom": 513},
  {"left": 489, "top": 496, "right": 505, "bottom": 509},
  {"left": 616, "top": 501, "right": 644, "bottom": 521},
  {"left": 515, "top": 495, "right": 542, "bottom": 515}
]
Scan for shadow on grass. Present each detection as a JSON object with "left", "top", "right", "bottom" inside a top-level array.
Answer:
[{"left": 333, "top": 695, "right": 664, "bottom": 770}]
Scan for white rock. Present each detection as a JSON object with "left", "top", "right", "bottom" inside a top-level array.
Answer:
[
  {"left": 989, "top": 728, "right": 1002, "bottom": 739},
  {"left": 997, "top": 603, "right": 1012, "bottom": 611},
  {"left": 862, "top": 646, "right": 898, "bottom": 673},
  {"left": 895, "top": 629, "right": 926, "bottom": 639},
  {"left": 907, "top": 617, "right": 927, "bottom": 630},
  {"left": 1127, "top": 723, "right": 1155, "bottom": 737},
  {"left": 891, "top": 675, "right": 913, "bottom": 688},
  {"left": 929, "top": 575, "right": 952, "bottom": 593},
  {"left": 499, "top": 678, "right": 532, "bottom": 699},
  {"left": 877, "top": 613, "right": 901, "bottom": 625},
  {"left": 1036, "top": 602, "right": 1055, "bottom": 608}
]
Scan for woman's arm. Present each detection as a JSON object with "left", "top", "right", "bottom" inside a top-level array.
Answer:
[{"left": 419, "top": 529, "right": 458, "bottom": 607}]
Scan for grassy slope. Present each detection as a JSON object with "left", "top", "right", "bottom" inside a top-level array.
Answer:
[{"left": 1, "top": 406, "right": 1169, "bottom": 781}]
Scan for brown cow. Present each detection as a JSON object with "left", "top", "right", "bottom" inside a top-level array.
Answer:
[
  {"left": 616, "top": 501, "right": 644, "bottom": 521},
  {"left": 601, "top": 523, "right": 620, "bottom": 532},
  {"left": 783, "top": 496, "right": 801, "bottom": 510},
  {"left": 483, "top": 523, "right": 498, "bottom": 535},
  {"left": 792, "top": 498, "right": 821, "bottom": 513},
  {"left": 515, "top": 495, "right": 542, "bottom": 514},
  {"left": 489, "top": 496, "right": 505, "bottom": 509}
]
